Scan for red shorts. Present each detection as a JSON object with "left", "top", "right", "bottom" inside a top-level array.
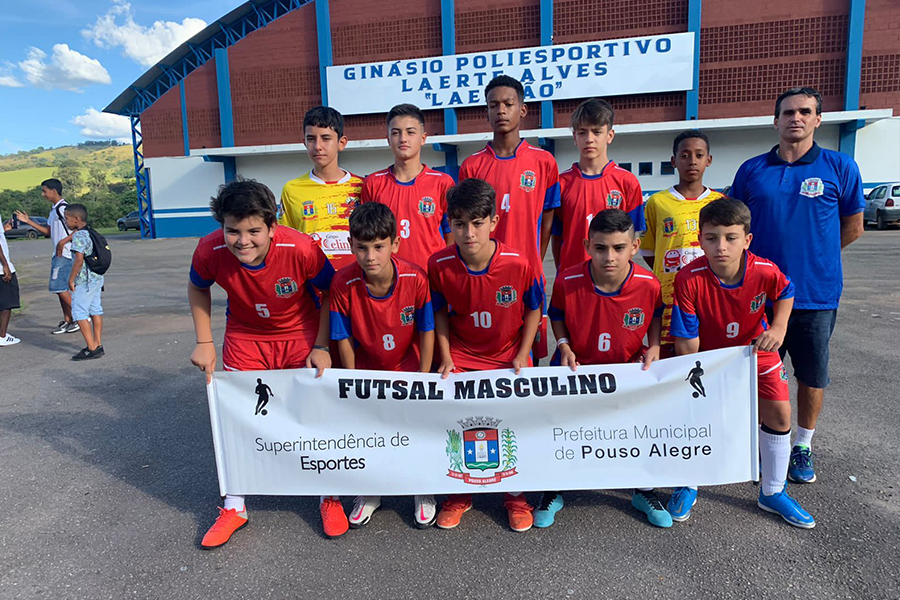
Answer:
[
  {"left": 222, "top": 335, "right": 313, "bottom": 372},
  {"left": 758, "top": 350, "right": 789, "bottom": 402}
]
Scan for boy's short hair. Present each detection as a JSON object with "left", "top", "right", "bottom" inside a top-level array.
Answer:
[
  {"left": 66, "top": 203, "right": 88, "bottom": 221},
  {"left": 672, "top": 129, "right": 710, "bottom": 155},
  {"left": 698, "top": 197, "right": 751, "bottom": 234},
  {"left": 484, "top": 75, "right": 524, "bottom": 103},
  {"left": 303, "top": 106, "right": 344, "bottom": 137},
  {"left": 571, "top": 98, "right": 614, "bottom": 130},
  {"left": 41, "top": 178, "right": 63, "bottom": 194},
  {"left": 386, "top": 103, "right": 425, "bottom": 128},
  {"left": 446, "top": 178, "right": 496, "bottom": 221},
  {"left": 349, "top": 202, "right": 396, "bottom": 241},
  {"left": 588, "top": 209, "right": 635, "bottom": 238},
  {"left": 774, "top": 87, "right": 823, "bottom": 118},
  {"left": 210, "top": 178, "right": 278, "bottom": 227}
]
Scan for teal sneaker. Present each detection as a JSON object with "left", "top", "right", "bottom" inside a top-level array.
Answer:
[
  {"left": 632, "top": 490, "right": 673, "bottom": 528},
  {"left": 788, "top": 445, "right": 817, "bottom": 483},
  {"left": 758, "top": 485, "right": 815, "bottom": 529},
  {"left": 667, "top": 487, "right": 698, "bottom": 522},
  {"left": 533, "top": 492, "right": 564, "bottom": 528}
]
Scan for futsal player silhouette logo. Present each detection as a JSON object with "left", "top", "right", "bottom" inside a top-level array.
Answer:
[
  {"left": 686, "top": 361, "right": 706, "bottom": 398},
  {"left": 254, "top": 378, "right": 274, "bottom": 415}
]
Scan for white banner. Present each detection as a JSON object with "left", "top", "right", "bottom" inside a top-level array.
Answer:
[
  {"left": 325, "top": 33, "right": 695, "bottom": 116},
  {"left": 207, "top": 347, "right": 757, "bottom": 496}
]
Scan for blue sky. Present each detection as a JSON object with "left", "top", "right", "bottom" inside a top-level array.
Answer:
[{"left": 0, "top": 0, "right": 237, "bottom": 154}]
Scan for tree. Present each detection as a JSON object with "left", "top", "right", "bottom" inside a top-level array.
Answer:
[{"left": 54, "top": 160, "right": 83, "bottom": 198}]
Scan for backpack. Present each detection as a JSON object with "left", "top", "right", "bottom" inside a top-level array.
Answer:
[
  {"left": 84, "top": 227, "right": 112, "bottom": 275},
  {"left": 54, "top": 202, "right": 70, "bottom": 234}
]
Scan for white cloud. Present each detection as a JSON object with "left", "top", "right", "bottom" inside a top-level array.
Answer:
[
  {"left": 83, "top": 0, "right": 207, "bottom": 67},
  {"left": 0, "top": 74, "right": 24, "bottom": 88},
  {"left": 16, "top": 44, "right": 111, "bottom": 92},
  {"left": 71, "top": 108, "right": 132, "bottom": 142}
]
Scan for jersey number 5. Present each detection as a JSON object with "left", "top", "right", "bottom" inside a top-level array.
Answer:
[{"left": 256, "top": 304, "right": 270, "bottom": 318}]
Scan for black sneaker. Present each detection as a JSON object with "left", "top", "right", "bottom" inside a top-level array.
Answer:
[
  {"left": 93, "top": 345, "right": 105, "bottom": 357},
  {"left": 51, "top": 321, "right": 69, "bottom": 335},
  {"left": 72, "top": 347, "right": 103, "bottom": 361}
]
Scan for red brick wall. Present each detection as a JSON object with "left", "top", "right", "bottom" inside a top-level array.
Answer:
[
  {"left": 141, "top": 85, "right": 184, "bottom": 159},
  {"left": 183, "top": 60, "right": 221, "bottom": 150},
  {"left": 861, "top": 0, "right": 900, "bottom": 112},
  {"left": 228, "top": 2, "right": 321, "bottom": 147}
]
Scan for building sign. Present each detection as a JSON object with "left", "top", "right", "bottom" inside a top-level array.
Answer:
[{"left": 326, "top": 33, "right": 695, "bottom": 116}]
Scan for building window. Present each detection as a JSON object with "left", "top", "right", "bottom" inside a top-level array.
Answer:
[
  {"left": 619, "top": 162, "right": 632, "bottom": 172},
  {"left": 661, "top": 162, "right": 675, "bottom": 176},
  {"left": 639, "top": 162, "right": 653, "bottom": 176}
]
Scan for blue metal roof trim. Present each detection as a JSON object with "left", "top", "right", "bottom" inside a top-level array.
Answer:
[{"left": 103, "top": 0, "right": 314, "bottom": 117}]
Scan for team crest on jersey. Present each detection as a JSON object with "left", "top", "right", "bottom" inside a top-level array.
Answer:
[
  {"left": 750, "top": 292, "right": 767, "bottom": 313},
  {"left": 301, "top": 201, "right": 317, "bottom": 219},
  {"left": 519, "top": 170, "right": 536, "bottom": 192},
  {"left": 606, "top": 190, "right": 623, "bottom": 209},
  {"left": 418, "top": 196, "right": 436, "bottom": 217},
  {"left": 496, "top": 285, "right": 518, "bottom": 308},
  {"left": 400, "top": 305, "right": 415, "bottom": 326},
  {"left": 663, "top": 217, "right": 677, "bottom": 236},
  {"left": 622, "top": 307, "right": 646, "bottom": 331},
  {"left": 446, "top": 417, "right": 519, "bottom": 485},
  {"left": 275, "top": 277, "right": 299, "bottom": 298},
  {"left": 799, "top": 177, "right": 824, "bottom": 198}
]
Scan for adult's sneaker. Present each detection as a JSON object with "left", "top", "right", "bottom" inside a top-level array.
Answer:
[
  {"left": 51, "top": 321, "right": 69, "bottom": 335},
  {"left": 533, "top": 492, "right": 564, "bottom": 528},
  {"left": 320, "top": 497, "right": 349, "bottom": 537},
  {"left": 788, "top": 445, "right": 816, "bottom": 483},
  {"left": 65, "top": 321, "right": 81, "bottom": 333},
  {"left": 93, "top": 345, "right": 105, "bottom": 357},
  {"left": 348, "top": 495, "right": 381, "bottom": 529},
  {"left": 758, "top": 485, "right": 815, "bottom": 529},
  {"left": 414, "top": 495, "right": 437, "bottom": 528},
  {"left": 72, "top": 347, "right": 103, "bottom": 361},
  {"left": 504, "top": 494, "right": 534, "bottom": 532},
  {"left": 632, "top": 489, "right": 673, "bottom": 528},
  {"left": 436, "top": 495, "right": 472, "bottom": 529},
  {"left": 0, "top": 333, "right": 20, "bottom": 346},
  {"left": 667, "top": 487, "right": 698, "bottom": 522},
  {"left": 201, "top": 507, "right": 248, "bottom": 549}
]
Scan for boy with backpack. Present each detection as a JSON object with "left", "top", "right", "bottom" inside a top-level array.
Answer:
[{"left": 65, "top": 203, "right": 111, "bottom": 361}]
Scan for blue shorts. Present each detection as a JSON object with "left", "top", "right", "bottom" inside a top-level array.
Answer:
[
  {"left": 72, "top": 278, "right": 104, "bottom": 321},
  {"left": 773, "top": 308, "right": 837, "bottom": 389},
  {"left": 48, "top": 256, "right": 73, "bottom": 294}
]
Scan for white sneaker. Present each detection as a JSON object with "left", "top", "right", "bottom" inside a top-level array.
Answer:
[
  {"left": 414, "top": 495, "right": 437, "bottom": 529},
  {"left": 348, "top": 495, "right": 381, "bottom": 529},
  {"left": 0, "top": 333, "right": 20, "bottom": 346}
]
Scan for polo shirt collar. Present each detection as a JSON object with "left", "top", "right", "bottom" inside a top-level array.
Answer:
[{"left": 766, "top": 142, "right": 821, "bottom": 165}]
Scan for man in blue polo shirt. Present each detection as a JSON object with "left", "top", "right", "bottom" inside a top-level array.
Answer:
[{"left": 730, "top": 87, "right": 864, "bottom": 484}]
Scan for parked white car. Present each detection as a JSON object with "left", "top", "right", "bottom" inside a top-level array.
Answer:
[{"left": 864, "top": 183, "right": 900, "bottom": 230}]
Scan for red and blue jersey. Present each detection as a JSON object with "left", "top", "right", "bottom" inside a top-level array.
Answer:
[
  {"left": 361, "top": 166, "right": 454, "bottom": 267},
  {"left": 670, "top": 251, "right": 794, "bottom": 350},
  {"left": 428, "top": 240, "right": 543, "bottom": 371},
  {"left": 190, "top": 226, "right": 334, "bottom": 343},
  {"left": 553, "top": 161, "right": 645, "bottom": 272},
  {"left": 330, "top": 258, "right": 434, "bottom": 371},
  {"left": 459, "top": 140, "right": 560, "bottom": 272},
  {"left": 549, "top": 261, "right": 662, "bottom": 365}
]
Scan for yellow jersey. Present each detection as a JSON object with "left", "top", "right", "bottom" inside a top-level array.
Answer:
[
  {"left": 641, "top": 186, "right": 725, "bottom": 344},
  {"left": 279, "top": 169, "right": 363, "bottom": 271}
]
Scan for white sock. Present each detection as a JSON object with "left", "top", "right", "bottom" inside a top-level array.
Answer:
[
  {"left": 688, "top": 486, "right": 697, "bottom": 491},
  {"left": 760, "top": 425, "right": 790, "bottom": 496},
  {"left": 320, "top": 495, "right": 340, "bottom": 503},
  {"left": 795, "top": 426, "right": 814, "bottom": 449},
  {"left": 637, "top": 487, "right": 654, "bottom": 492},
  {"left": 506, "top": 491, "right": 522, "bottom": 497},
  {"left": 223, "top": 494, "right": 245, "bottom": 512}
]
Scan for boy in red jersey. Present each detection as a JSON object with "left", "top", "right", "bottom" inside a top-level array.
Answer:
[
  {"left": 458, "top": 75, "right": 560, "bottom": 359},
  {"left": 361, "top": 104, "right": 454, "bottom": 267},
  {"left": 428, "top": 178, "right": 542, "bottom": 532},
  {"left": 330, "top": 202, "right": 438, "bottom": 529},
  {"left": 541, "top": 209, "right": 669, "bottom": 528},
  {"left": 188, "top": 180, "right": 336, "bottom": 548},
  {"left": 669, "top": 198, "right": 815, "bottom": 529},
  {"left": 552, "top": 99, "right": 644, "bottom": 272}
]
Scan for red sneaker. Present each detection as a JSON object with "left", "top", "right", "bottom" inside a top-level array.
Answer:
[
  {"left": 320, "top": 497, "right": 349, "bottom": 538},
  {"left": 436, "top": 494, "right": 473, "bottom": 529},
  {"left": 504, "top": 494, "right": 533, "bottom": 532},
  {"left": 201, "top": 507, "right": 248, "bottom": 549}
]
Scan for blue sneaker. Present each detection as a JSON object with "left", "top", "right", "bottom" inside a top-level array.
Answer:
[
  {"left": 667, "top": 487, "right": 698, "bottom": 522},
  {"left": 632, "top": 490, "right": 673, "bottom": 528},
  {"left": 788, "top": 445, "right": 817, "bottom": 483},
  {"left": 758, "top": 485, "right": 816, "bottom": 529},
  {"left": 533, "top": 492, "right": 564, "bottom": 528}
]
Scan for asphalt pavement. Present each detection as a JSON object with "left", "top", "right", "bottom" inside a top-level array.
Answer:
[{"left": 0, "top": 229, "right": 898, "bottom": 600}]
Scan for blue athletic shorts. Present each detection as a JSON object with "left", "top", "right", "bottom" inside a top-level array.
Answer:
[
  {"left": 774, "top": 308, "right": 837, "bottom": 389},
  {"left": 48, "top": 256, "right": 73, "bottom": 294}
]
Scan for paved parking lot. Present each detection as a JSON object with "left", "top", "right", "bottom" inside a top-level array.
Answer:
[{"left": 1, "top": 229, "right": 898, "bottom": 599}]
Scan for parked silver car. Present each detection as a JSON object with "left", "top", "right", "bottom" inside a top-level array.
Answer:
[
  {"left": 864, "top": 183, "right": 900, "bottom": 230},
  {"left": 117, "top": 210, "right": 141, "bottom": 231}
]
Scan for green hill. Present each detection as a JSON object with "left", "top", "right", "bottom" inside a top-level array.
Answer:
[{"left": 0, "top": 142, "right": 133, "bottom": 193}]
